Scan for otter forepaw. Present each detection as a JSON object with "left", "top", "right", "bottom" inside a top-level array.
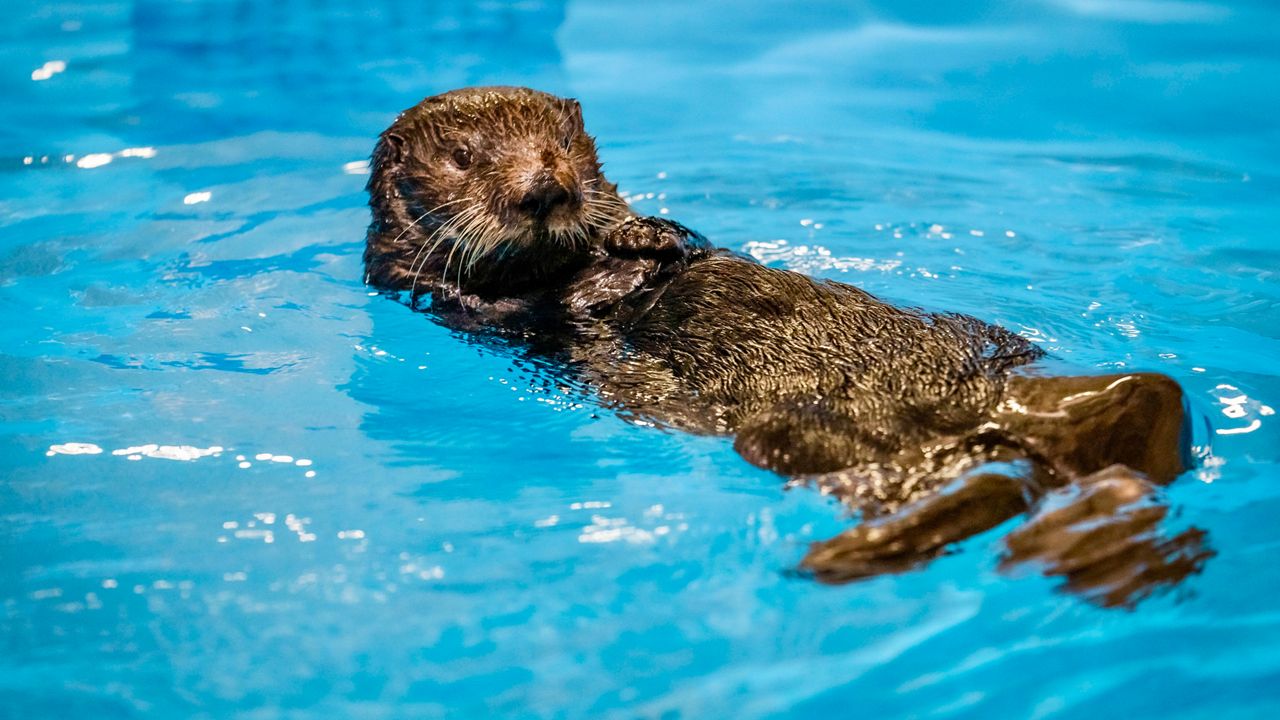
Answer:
[
  {"left": 564, "top": 257, "right": 659, "bottom": 317},
  {"left": 565, "top": 217, "right": 710, "bottom": 318},
  {"left": 604, "top": 216, "right": 706, "bottom": 262}
]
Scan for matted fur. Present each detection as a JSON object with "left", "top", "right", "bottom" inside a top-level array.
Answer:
[{"left": 364, "top": 86, "right": 631, "bottom": 298}]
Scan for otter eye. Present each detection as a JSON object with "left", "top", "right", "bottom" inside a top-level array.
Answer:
[
  {"left": 560, "top": 134, "right": 574, "bottom": 151},
  {"left": 451, "top": 147, "right": 472, "bottom": 170}
]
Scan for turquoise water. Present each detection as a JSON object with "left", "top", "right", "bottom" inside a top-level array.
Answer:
[{"left": 3, "top": 0, "right": 1279, "bottom": 716}]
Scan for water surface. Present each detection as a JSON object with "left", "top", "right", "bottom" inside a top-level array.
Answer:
[{"left": 3, "top": 0, "right": 1279, "bottom": 717}]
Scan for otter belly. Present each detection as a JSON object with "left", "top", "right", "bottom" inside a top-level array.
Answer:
[{"left": 611, "top": 256, "right": 1038, "bottom": 468}]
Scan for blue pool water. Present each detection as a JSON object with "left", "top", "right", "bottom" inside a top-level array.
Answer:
[{"left": 3, "top": 0, "right": 1280, "bottom": 716}]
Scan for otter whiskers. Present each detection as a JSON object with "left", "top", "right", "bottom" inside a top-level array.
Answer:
[
  {"left": 389, "top": 196, "right": 472, "bottom": 246},
  {"left": 408, "top": 200, "right": 482, "bottom": 298}
]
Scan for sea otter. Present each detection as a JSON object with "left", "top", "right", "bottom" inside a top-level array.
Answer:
[{"left": 365, "top": 86, "right": 1211, "bottom": 607}]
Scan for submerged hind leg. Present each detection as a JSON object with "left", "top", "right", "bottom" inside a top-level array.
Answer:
[
  {"left": 1000, "top": 464, "right": 1213, "bottom": 607},
  {"left": 803, "top": 463, "right": 1212, "bottom": 606},
  {"left": 735, "top": 398, "right": 1038, "bottom": 581},
  {"left": 802, "top": 469, "right": 1036, "bottom": 582}
]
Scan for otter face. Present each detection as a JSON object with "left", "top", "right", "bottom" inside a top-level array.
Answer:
[{"left": 365, "top": 86, "right": 631, "bottom": 292}]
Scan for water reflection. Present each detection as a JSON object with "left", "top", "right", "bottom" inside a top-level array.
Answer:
[
  {"left": 128, "top": 0, "right": 570, "bottom": 142},
  {"left": 3, "top": 0, "right": 1279, "bottom": 714}
]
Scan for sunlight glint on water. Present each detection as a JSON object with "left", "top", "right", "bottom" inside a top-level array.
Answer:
[{"left": 2, "top": 0, "right": 1279, "bottom": 717}]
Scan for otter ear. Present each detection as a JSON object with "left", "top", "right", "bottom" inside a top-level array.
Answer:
[
  {"left": 560, "top": 98, "right": 584, "bottom": 128},
  {"left": 375, "top": 131, "right": 407, "bottom": 167}
]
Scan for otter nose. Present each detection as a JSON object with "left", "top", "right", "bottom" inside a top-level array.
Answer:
[{"left": 519, "top": 178, "right": 574, "bottom": 220}]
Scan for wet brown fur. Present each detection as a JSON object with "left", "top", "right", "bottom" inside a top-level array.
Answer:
[
  {"left": 364, "top": 87, "right": 1212, "bottom": 607},
  {"left": 364, "top": 86, "right": 632, "bottom": 299}
]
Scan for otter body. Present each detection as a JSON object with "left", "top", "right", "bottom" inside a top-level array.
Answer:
[
  {"left": 365, "top": 87, "right": 1210, "bottom": 606},
  {"left": 587, "top": 254, "right": 1038, "bottom": 467}
]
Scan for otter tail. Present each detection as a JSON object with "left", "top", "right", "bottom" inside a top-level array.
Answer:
[{"left": 994, "top": 372, "right": 1192, "bottom": 484}]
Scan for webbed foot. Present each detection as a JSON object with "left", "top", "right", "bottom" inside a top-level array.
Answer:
[
  {"left": 998, "top": 373, "right": 1190, "bottom": 483},
  {"left": 1000, "top": 465, "right": 1213, "bottom": 608}
]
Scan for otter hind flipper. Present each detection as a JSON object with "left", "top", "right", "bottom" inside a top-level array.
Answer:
[
  {"left": 1000, "top": 465, "right": 1214, "bottom": 608},
  {"left": 995, "top": 373, "right": 1191, "bottom": 484}
]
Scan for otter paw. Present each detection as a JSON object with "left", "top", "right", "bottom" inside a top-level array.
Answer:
[
  {"left": 564, "top": 256, "right": 659, "bottom": 316},
  {"left": 604, "top": 216, "right": 698, "bottom": 261}
]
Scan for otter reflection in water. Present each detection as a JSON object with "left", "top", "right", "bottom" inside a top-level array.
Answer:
[{"left": 364, "top": 86, "right": 1211, "bottom": 607}]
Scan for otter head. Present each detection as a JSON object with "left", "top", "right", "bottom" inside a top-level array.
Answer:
[{"left": 364, "top": 86, "right": 631, "bottom": 296}]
